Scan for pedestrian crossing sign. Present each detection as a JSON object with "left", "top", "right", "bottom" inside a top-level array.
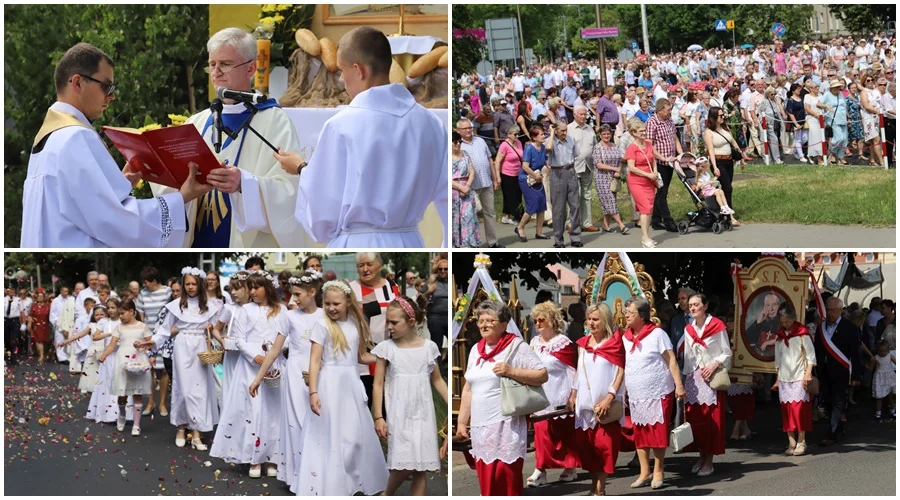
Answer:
[{"left": 715, "top": 19, "right": 727, "bottom": 31}]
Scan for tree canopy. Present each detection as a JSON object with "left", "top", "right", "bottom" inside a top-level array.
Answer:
[{"left": 829, "top": 5, "right": 896, "bottom": 35}]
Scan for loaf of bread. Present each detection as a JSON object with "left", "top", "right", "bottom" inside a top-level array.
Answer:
[
  {"left": 319, "top": 38, "right": 338, "bottom": 72},
  {"left": 407, "top": 45, "right": 448, "bottom": 79},
  {"left": 389, "top": 59, "right": 407, "bottom": 86},
  {"left": 438, "top": 50, "right": 448, "bottom": 68},
  {"left": 295, "top": 29, "right": 321, "bottom": 56}
]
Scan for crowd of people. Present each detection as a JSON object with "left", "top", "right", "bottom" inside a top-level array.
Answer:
[
  {"left": 3, "top": 252, "right": 451, "bottom": 496},
  {"left": 453, "top": 34, "right": 897, "bottom": 247},
  {"left": 452, "top": 287, "right": 896, "bottom": 495}
]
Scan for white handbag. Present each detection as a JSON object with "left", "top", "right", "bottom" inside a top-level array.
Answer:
[
  {"left": 500, "top": 339, "right": 550, "bottom": 417},
  {"left": 669, "top": 398, "right": 694, "bottom": 452}
]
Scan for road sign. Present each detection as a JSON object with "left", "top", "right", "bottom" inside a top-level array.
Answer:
[
  {"left": 485, "top": 18, "right": 522, "bottom": 63},
  {"left": 727, "top": 20, "right": 735, "bottom": 30},
  {"left": 715, "top": 19, "right": 727, "bottom": 32},
  {"left": 772, "top": 23, "right": 786, "bottom": 37},
  {"left": 581, "top": 27, "right": 620, "bottom": 39},
  {"left": 631, "top": 41, "right": 639, "bottom": 50}
]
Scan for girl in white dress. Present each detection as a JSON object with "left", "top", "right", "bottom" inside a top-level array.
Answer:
[
  {"left": 212, "top": 271, "right": 249, "bottom": 415},
  {"left": 294, "top": 280, "right": 388, "bottom": 496},
  {"left": 871, "top": 340, "right": 896, "bottom": 421},
  {"left": 372, "top": 296, "right": 447, "bottom": 496},
  {"left": 97, "top": 299, "right": 152, "bottom": 436},
  {"left": 139, "top": 268, "right": 220, "bottom": 450},
  {"left": 86, "top": 299, "right": 132, "bottom": 424},
  {"left": 211, "top": 270, "right": 287, "bottom": 478},
  {"left": 73, "top": 301, "right": 104, "bottom": 393},
  {"left": 249, "top": 270, "right": 325, "bottom": 487}
]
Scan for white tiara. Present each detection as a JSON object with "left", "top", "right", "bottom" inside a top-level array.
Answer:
[
  {"left": 289, "top": 271, "right": 323, "bottom": 286},
  {"left": 321, "top": 280, "right": 352, "bottom": 296},
  {"left": 247, "top": 269, "right": 278, "bottom": 287},
  {"left": 304, "top": 269, "right": 324, "bottom": 280},
  {"left": 181, "top": 267, "right": 203, "bottom": 277}
]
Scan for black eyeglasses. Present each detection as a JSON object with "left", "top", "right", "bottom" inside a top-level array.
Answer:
[
  {"left": 73, "top": 73, "right": 116, "bottom": 96},
  {"left": 438, "top": 267, "right": 448, "bottom": 272}
]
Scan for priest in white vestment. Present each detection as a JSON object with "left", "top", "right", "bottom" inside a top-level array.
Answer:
[
  {"left": 20, "top": 43, "right": 211, "bottom": 248},
  {"left": 151, "top": 28, "right": 311, "bottom": 248},
  {"left": 283, "top": 26, "right": 448, "bottom": 248}
]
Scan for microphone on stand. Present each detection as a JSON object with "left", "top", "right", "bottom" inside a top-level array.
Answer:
[
  {"left": 210, "top": 98, "right": 224, "bottom": 153},
  {"left": 216, "top": 87, "right": 267, "bottom": 105}
]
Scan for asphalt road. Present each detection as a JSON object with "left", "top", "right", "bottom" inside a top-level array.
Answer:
[
  {"left": 452, "top": 391, "right": 896, "bottom": 496},
  {"left": 3, "top": 358, "right": 448, "bottom": 496}
]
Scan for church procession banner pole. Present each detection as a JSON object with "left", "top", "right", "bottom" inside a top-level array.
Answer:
[{"left": 451, "top": 254, "right": 522, "bottom": 342}]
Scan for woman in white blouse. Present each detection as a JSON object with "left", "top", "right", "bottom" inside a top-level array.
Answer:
[
  {"left": 526, "top": 302, "right": 579, "bottom": 487},
  {"left": 569, "top": 303, "right": 625, "bottom": 496},
  {"left": 622, "top": 297, "right": 684, "bottom": 489},
  {"left": 455, "top": 301, "right": 548, "bottom": 496},
  {"left": 682, "top": 293, "right": 732, "bottom": 477},
  {"left": 772, "top": 304, "right": 816, "bottom": 457}
]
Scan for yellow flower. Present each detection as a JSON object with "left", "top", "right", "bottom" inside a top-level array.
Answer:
[
  {"left": 258, "top": 16, "right": 275, "bottom": 26},
  {"left": 276, "top": 4, "right": 292, "bottom": 11},
  {"left": 261, "top": 4, "right": 276, "bottom": 13},
  {"left": 167, "top": 113, "right": 188, "bottom": 126},
  {"left": 138, "top": 123, "right": 162, "bottom": 132},
  {"left": 136, "top": 179, "right": 146, "bottom": 190},
  {"left": 273, "top": 14, "right": 284, "bottom": 23}
]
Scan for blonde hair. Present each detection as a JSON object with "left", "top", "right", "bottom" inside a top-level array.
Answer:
[
  {"left": 530, "top": 301, "right": 564, "bottom": 334},
  {"left": 322, "top": 283, "right": 371, "bottom": 356},
  {"left": 586, "top": 303, "right": 615, "bottom": 341},
  {"left": 626, "top": 117, "right": 644, "bottom": 134}
]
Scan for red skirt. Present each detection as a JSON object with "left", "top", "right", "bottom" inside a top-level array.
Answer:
[
  {"left": 633, "top": 392, "right": 675, "bottom": 449},
  {"left": 684, "top": 391, "right": 726, "bottom": 455},
  {"left": 577, "top": 422, "right": 621, "bottom": 474},
  {"left": 780, "top": 400, "right": 813, "bottom": 432},
  {"left": 728, "top": 392, "right": 756, "bottom": 421},
  {"left": 533, "top": 416, "right": 581, "bottom": 470},
  {"left": 475, "top": 458, "right": 524, "bottom": 496},
  {"left": 619, "top": 415, "right": 636, "bottom": 452}
]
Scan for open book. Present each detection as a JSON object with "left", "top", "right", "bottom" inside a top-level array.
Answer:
[{"left": 102, "top": 125, "right": 219, "bottom": 189}]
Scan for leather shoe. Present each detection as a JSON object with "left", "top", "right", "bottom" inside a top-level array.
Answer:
[
  {"left": 664, "top": 221, "right": 679, "bottom": 232},
  {"left": 651, "top": 222, "right": 668, "bottom": 231},
  {"left": 488, "top": 243, "right": 505, "bottom": 248},
  {"left": 571, "top": 241, "right": 584, "bottom": 247},
  {"left": 583, "top": 225, "right": 601, "bottom": 232},
  {"left": 553, "top": 243, "right": 566, "bottom": 248}
]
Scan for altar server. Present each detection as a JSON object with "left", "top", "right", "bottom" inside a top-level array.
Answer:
[
  {"left": 21, "top": 42, "right": 209, "bottom": 248},
  {"left": 50, "top": 286, "right": 77, "bottom": 366},
  {"left": 152, "top": 28, "right": 311, "bottom": 248},
  {"left": 286, "top": 26, "right": 448, "bottom": 248}
]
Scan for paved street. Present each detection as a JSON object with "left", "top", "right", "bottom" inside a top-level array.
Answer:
[
  {"left": 4, "top": 359, "right": 448, "bottom": 496},
  {"left": 452, "top": 393, "right": 896, "bottom": 496}
]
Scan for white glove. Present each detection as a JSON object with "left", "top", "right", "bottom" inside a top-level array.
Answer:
[{"left": 20, "top": 324, "right": 27, "bottom": 332}]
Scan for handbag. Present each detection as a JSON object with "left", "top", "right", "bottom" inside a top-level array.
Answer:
[
  {"left": 580, "top": 347, "right": 624, "bottom": 425},
  {"left": 714, "top": 128, "right": 742, "bottom": 162},
  {"left": 669, "top": 398, "right": 694, "bottom": 452},
  {"left": 824, "top": 95, "right": 839, "bottom": 139},
  {"left": 637, "top": 147, "right": 665, "bottom": 188},
  {"left": 800, "top": 341, "right": 820, "bottom": 396},
  {"left": 609, "top": 176, "right": 621, "bottom": 193},
  {"left": 500, "top": 339, "right": 550, "bottom": 417},
  {"left": 709, "top": 364, "right": 732, "bottom": 391}
]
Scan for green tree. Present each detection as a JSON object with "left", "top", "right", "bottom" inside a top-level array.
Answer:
[
  {"left": 829, "top": 5, "right": 896, "bottom": 35},
  {"left": 450, "top": 4, "right": 487, "bottom": 75},
  {"left": 4, "top": 4, "right": 211, "bottom": 246}
]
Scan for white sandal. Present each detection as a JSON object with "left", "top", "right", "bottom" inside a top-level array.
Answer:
[{"left": 526, "top": 469, "right": 547, "bottom": 487}]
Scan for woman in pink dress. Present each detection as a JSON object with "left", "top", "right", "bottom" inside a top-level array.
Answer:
[
  {"left": 622, "top": 297, "right": 684, "bottom": 490},
  {"left": 774, "top": 46, "right": 787, "bottom": 75}
]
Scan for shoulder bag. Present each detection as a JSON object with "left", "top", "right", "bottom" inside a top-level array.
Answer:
[
  {"left": 579, "top": 346, "right": 624, "bottom": 425},
  {"left": 636, "top": 146, "right": 665, "bottom": 188},
  {"left": 824, "top": 95, "right": 839, "bottom": 140},
  {"left": 713, "top": 128, "right": 743, "bottom": 162},
  {"left": 500, "top": 339, "right": 550, "bottom": 417}
]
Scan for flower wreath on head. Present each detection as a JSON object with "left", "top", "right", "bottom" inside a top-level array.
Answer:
[
  {"left": 321, "top": 280, "right": 352, "bottom": 296},
  {"left": 288, "top": 269, "right": 323, "bottom": 286},
  {"left": 181, "top": 267, "right": 203, "bottom": 277},
  {"left": 247, "top": 269, "right": 279, "bottom": 288},
  {"left": 230, "top": 272, "right": 249, "bottom": 283}
]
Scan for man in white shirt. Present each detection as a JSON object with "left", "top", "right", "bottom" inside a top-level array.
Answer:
[
  {"left": 75, "top": 271, "right": 100, "bottom": 321},
  {"left": 622, "top": 88, "right": 640, "bottom": 119},
  {"left": 511, "top": 69, "right": 525, "bottom": 101},
  {"left": 5, "top": 289, "right": 25, "bottom": 366},
  {"left": 543, "top": 67, "right": 555, "bottom": 91},
  {"left": 50, "top": 286, "right": 77, "bottom": 366},
  {"left": 553, "top": 65, "right": 565, "bottom": 89},
  {"left": 531, "top": 90, "right": 548, "bottom": 121},
  {"left": 20, "top": 43, "right": 210, "bottom": 248},
  {"left": 292, "top": 26, "right": 447, "bottom": 248}
]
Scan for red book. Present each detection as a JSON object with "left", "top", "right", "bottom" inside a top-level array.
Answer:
[{"left": 102, "top": 124, "right": 218, "bottom": 189}]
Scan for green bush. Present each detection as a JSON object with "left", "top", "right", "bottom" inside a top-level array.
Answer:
[{"left": 4, "top": 4, "right": 211, "bottom": 246}]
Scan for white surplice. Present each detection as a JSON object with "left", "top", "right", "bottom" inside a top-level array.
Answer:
[
  {"left": 21, "top": 102, "right": 187, "bottom": 248},
  {"left": 50, "top": 294, "right": 75, "bottom": 363},
  {"left": 152, "top": 102, "right": 311, "bottom": 248},
  {"left": 294, "top": 83, "right": 448, "bottom": 248}
]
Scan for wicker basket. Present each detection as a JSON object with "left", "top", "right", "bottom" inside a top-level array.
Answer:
[
  {"left": 197, "top": 326, "right": 224, "bottom": 366},
  {"left": 263, "top": 369, "right": 281, "bottom": 388}
]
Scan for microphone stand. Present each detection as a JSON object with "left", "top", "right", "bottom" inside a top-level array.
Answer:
[{"left": 220, "top": 102, "right": 279, "bottom": 153}]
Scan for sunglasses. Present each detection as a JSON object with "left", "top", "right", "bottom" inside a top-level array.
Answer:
[
  {"left": 887, "top": 72, "right": 895, "bottom": 75},
  {"left": 438, "top": 267, "right": 448, "bottom": 272},
  {"left": 73, "top": 73, "right": 117, "bottom": 96}
]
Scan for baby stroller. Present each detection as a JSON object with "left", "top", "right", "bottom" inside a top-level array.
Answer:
[{"left": 671, "top": 153, "right": 733, "bottom": 235}]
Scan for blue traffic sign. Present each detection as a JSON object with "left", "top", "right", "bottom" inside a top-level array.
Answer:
[
  {"left": 771, "top": 23, "right": 786, "bottom": 37},
  {"left": 715, "top": 19, "right": 727, "bottom": 32},
  {"left": 631, "top": 41, "right": 639, "bottom": 50}
]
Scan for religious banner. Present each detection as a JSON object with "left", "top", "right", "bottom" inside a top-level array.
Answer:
[
  {"left": 731, "top": 256, "right": 809, "bottom": 384},
  {"left": 582, "top": 252, "right": 658, "bottom": 331}
]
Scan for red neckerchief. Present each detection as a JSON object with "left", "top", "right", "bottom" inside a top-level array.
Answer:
[
  {"left": 538, "top": 338, "right": 577, "bottom": 368},
  {"left": 623, "top": 322, "right": 657, "bottom": 353},
  {"left": 776, "top": 323, "right": 810, "bottom": 348},
  {"left": 475, "top": 332, "right": 517, "bottom": 366},
  {"left": 576, "top": 331, "right": 625, "bottom": 368},
  {"left": 684, "top": 316, "right": 727, "bottom": 348}
]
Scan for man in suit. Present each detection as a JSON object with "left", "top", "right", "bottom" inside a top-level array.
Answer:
[
  {"left": 668, "top": 287, "right": 695, "bottom": 366},
  {"left": 815, "top": 297, "right": 862, "bottom": 447}
]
